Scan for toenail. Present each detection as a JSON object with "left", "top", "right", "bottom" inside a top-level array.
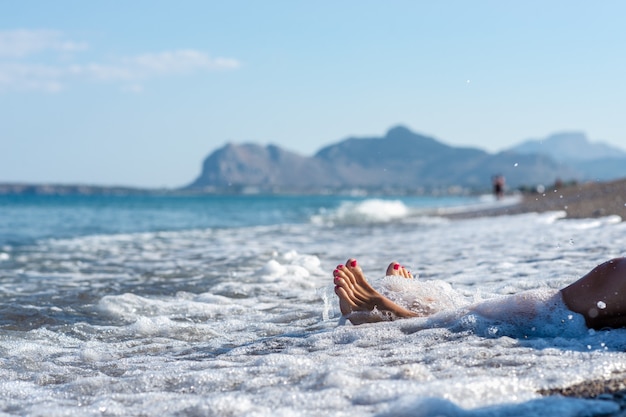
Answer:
[
  {"left": 350, "top": 260, "right": 357, "bottom": 267},
  {"left": 393, "top": 263, "right": 400, "bottom": 270},
  {"left": 337, "top": 264, "right": 344, "bottom": 269}
]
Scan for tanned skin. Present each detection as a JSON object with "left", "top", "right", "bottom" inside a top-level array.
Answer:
[{"left": 334, "top": 257, "right": 626, "bottom": 329}]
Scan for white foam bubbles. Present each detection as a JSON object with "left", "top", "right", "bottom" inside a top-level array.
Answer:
[
  {"left": 312, "top": 199, "right": 410, "bottom": 225},
  {"left": 376, "top": 275, "right": 468, "bottom": 317},
  {"left": 468, "top": 289, "right": 589, "bottom": 339},
  {"left": 381, "top": 395, "right": 619, "bottom": 417},
  {"left": 255, "top": 251, "right": 323, "bottom": 287},
  {"left": 96, "top": 292, "right": 246, "bottom": 323},
  {"left": 566, "top": 215, "right": 623, "bottom": 230},
  {"left": 4, "top": 198, "right": 626, "bottom": 416}
]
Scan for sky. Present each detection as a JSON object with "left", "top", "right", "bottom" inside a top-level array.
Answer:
[{"left": 2, "top": 1, "right": 626, "bottom": 188}]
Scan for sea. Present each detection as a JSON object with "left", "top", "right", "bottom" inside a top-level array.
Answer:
[{"left": 1, "top": 193, "right": 626, "bottom": 417}]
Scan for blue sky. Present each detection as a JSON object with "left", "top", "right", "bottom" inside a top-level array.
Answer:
[{"left": 2, "top": 1, "right": 626, "bottom": 188}]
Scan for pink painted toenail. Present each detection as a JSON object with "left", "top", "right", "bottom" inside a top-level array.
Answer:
[
  {"left": 350, "top": 260, "right": 357, "bottom": 267},
  {"left": 393, "top": 263, "right": 400, "bottom": 270},
  {"left": 337, "top": 264, "right": 344, "bottom": 269},
  {"left": 333, "top": 269, "right": 340, "bottom": 275}
]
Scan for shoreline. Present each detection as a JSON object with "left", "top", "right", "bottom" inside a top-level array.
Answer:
[
  {"left": 444, "top": 177, "right": 626, "bottom": 221},
  {"left": 539, "top": 373, "right": 626, "bottom": 399},
  {"left": 453, "top": 177, "right": 626, "bottom": 410}
]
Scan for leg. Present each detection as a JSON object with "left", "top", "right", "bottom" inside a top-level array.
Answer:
[
  {"left": 333, "top": 259, "right": 419, "bottom": 324},
  {"left": 560, "top": 257, "right": 626, "bottom": 329},
  {"left": 336, "top": 260, "right": 412, "bottom": 316}
]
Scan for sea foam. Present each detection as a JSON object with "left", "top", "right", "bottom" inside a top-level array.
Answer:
[{"left": 2, "top": 195, "right": 626, "bottom": 416}]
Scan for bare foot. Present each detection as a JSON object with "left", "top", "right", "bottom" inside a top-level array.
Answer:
[
  {"left": 385, "top": 261, "right": 413, "bottom": 278},
  {"left": 333, "top": 258, "right": 419, "bottom": 324}
]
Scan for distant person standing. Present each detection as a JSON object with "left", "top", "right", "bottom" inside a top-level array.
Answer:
[{"left": 492, "top": 175, "right": 505, "bottom": 199}]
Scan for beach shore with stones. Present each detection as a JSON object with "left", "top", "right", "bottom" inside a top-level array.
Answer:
[
  {"left": 446, "top": 177, "right": 626, "bottom": 413},
  {"left": 445, "top": 177, "right": 626, "bottom": 221}
]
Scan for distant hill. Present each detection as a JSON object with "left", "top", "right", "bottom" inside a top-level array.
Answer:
[
  {"left": 187, "top": 126, "right": 579, "bottom": 193},
  {"left": 506, "top": 132, "right": 626, "bottom": 180},
  {"left": 190, "top": 143, "right": 331, "bottom": 190},
  {"left": 4, "top": 127, "right": 624, "bottom": 196},
  {"left": 508, "top": 132, "right": 626, "bottom": 162}
]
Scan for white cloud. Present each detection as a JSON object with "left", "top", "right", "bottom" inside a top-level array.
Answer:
[
  {"left": 0, "top": 30, "right": 240, "bottom": 93},
  {"left": 131, "top": 50, "right": 240, "bottom": 75},
  {"left": 80, "top": 63, "right": 135, "bottom": 81},
  {"left": 77, "top": 50, "right": 240, "bottom": 82},
  {"left": 0, "top": 62, "right": 66, "bottom": 92},
  {"left": 0, "top": 29, "right": 88, "bottom": 58}
]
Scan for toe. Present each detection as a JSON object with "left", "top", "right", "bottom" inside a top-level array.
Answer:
[
  {"left": 346, "top": 258, "right": 359, "bottom": 270},
  {"left": 400, "top": 266, "right": 413, "bottom": 278},
  {"left": 386, "top": 261, "right": 401, "bottom": 276}
]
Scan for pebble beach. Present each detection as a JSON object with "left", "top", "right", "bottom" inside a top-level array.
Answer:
[
  {"left": 530, "top": 179, "right": 626, "bottom": 414},
  {"left": 448, "top": 177, "right": 626, "bottom": 221},
  {"left": 451, "top": 177, "right": 626, "bottom": 414}
]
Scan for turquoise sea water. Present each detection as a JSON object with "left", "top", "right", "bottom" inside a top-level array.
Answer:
[
  {"left": 1, "top": 193, "right": 625, "bottom": 416},
  {"left": 0, "top": 194, "right": 479, "bottom": 246}
]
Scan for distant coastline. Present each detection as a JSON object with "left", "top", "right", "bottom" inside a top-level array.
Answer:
[
  {"left": 4, "top": 178, "right": 625, "bottom": 223},
  {"left": 0, "top": 182, "right": 480, "bottom": 197},
  {"left": 0, "top": 183, "right": 172, "bottom": 196}
]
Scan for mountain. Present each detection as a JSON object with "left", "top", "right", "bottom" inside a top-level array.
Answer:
[
  {"left": 188, "top": 143, "right": 333, "bottom": 190},
  {"left": 186, "top": 126, "right": 579, "bottom": 193},
  {"left": 507, "top": 132, "right": 626, "bottom": 180},
  {"left": 508, "top": 132, "right": 626, "bottom": 162}
]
